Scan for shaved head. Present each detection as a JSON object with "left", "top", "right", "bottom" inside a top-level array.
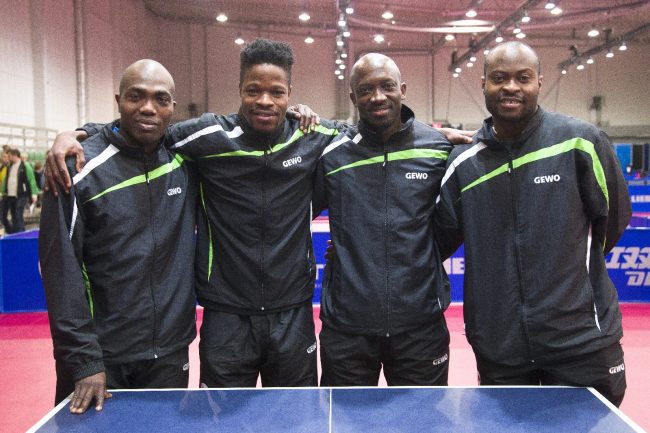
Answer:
[
  {"left": 484, "top": 41, "right": 540, "bottom": 77},
  {"left": 119, "top": 59, "right": 175, "bottom": 97},
  {"left": 350, "top": 53, "right": 401, "bottom": 91}
]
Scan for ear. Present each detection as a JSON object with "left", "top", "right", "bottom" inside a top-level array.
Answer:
[
  {"left": 400, "top": 82, "right": 406, "bottom": 100},
  {"left": 288, "top": 84, "right": 292, "bottom": 98},
  {"left": 115, "top": 93, "right": 121, "bottom": 105},
  {"left": 349, "top": 91, "right": 357, "bottom": 106},
  {"left": 538, "top": 74, "right": 543, "bottom": 89},
  {"left": 481, "top": 76, "right": 486, "bottom": 93}
]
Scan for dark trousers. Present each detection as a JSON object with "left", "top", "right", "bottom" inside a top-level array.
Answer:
[
  {"left": 320, "top": 315, "right": 450, "bottom": 387},
  {"left": 1, "top": 195, "right": 28, "bottom": 233},
  {"left": 475, "top": 342, "right": 627, "bottom": 407},
  {"left": 199, "top": 302, "right": 318, "bottom": 388},
  {"left": 54, "top": 347, "right": 190, "bottom": 405}
]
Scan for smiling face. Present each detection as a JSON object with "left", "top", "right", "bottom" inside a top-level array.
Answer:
[
  {"left": 482, "top": 43, "right": 542, "bottom": 138},
  {"left": 116, "top": 60, "right": 175, "bottom": 151},
  {"left": 239, "top": 63, "right": 291, "bottom": 135},
  {"left": 350, "top": 53, "right": 406, "bottom": 142}
]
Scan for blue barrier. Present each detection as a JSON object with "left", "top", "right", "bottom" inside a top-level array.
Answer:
[
  {"left": 313, "top": 222, "right": 650, "bottom": 304},
  {"left": 1, "top": 225, "right": 647, "bottom": 313},
  {"left": 0, "top": 229, "right": 46, "bottom": 313}
]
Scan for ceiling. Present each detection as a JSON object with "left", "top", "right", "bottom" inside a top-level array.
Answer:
[{"left": 143, "top": 0, "right": 650, "bottom": 57}]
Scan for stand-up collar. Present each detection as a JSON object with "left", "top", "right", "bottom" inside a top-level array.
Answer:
[
  {"left": 236, "top": 110, "right": 288, "bottom": 147},
  {"left": 100, "top": 120, "right": 163, "bottom": 160},
  {"left": 357, "top": 105, "right": 415, "bottom": 144},
  {"left": 477, "top": 106, "right": 544, "bottom": 148}
]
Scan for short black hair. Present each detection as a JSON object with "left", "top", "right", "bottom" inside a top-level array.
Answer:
[{"left": 240, "top": 38, "right": 294, "bottom": 84}]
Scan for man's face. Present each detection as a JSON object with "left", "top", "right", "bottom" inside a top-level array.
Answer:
[
  {"left": 116, "top": 74, "right": 175, "bottom": 148},
  {"left": 1, "top": 152, "right": 8, "bottom": 165},
  {"left": 350, "top": 64, "right": 405, "bottom": 135},
  {"left": 239, "top": 63, "right": 291, "bottom": 135},
  {"left": 482, "top": 47, "right": 542, "bottom": 126}
]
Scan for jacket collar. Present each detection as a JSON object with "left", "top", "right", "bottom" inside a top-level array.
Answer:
[
  {"left": 236, "top": 110, "right": 289, "bottom": 147},
  {"left": 477, "top": 106, "right": 545, "bottom": 148},
  {"left": 100, "top": 121, "right": 163, "bottom": 159},
  {"left": 357, "top": 105, "right": 415, "bottom": 144}
]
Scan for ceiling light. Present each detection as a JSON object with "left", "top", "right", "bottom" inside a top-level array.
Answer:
[
  {"left": 561, "top": 69, "right": 567, "bottom": 75},
  {"left": 234, "top": 34, "right": 245, "bottom": 45},
  {"left": 216, "top": 13, "right": 228, "bottom": 22},
  {"left": 544, "top": 2, "right": 555, "bottom": 10},
  {"left": 455, "top": 67, "right": 462, "bottom": 73},
  {"left": 588, "top": 26, "right": 600, "bottom": 38},
  {"left": 343, "top": 30, "right": 351, "bottom": 38},
  {"left": 452, "top": 72, "right": 459, "bottom": 78},
  {"left": 345, "top": 6, "right": 354, "bottom": 15},
  {"left": 465, "top": 9, "right": 477, "bottom": 18},
  {"left": 467, "top": 62, "right": 474, "bottom": 68},
  {"left": 521, "top": 12, "right": 531, "bottom": 23},
  {"left": 374, "top": 34, "right": 385, "bottom": 43},
  {"left": 445, "top": 34, "right": 455, "bottom": 41},
  {"left": 513, "top": 26, "right": 521, "bottom": 34},
  {"left": 338, "top": 14, "right": 347, "bottom": 27},
  {"left": 483, "top": 48, "right": 490, "bottom": 55},
  {"left": 298, "top": 11, "right": 310, "bottom": 22},
  {"left": 341, "top": 52, "right": 348, "bottom": 58},
  {"left": 606, "top": 50, "right": 614, "bottom": 58},
  {"left": 576, "top": 63, "right": 584, "bottom": 70},
  {"left": 338, "top": 75, "right": 345, "bottom": 80},
  {"left": 381, "top": 7, "right": 393, "bottom": 20},
  {"left": 619, "top": 41, "right": 627, "bottom": 51},
  {"left": 516, "top": 32, "right": 526, "bottom": 39},
  {"left": 551, "top": 5, "right": 562, "bottom": 15},
  {"left": 339, "top": 64, "right": 346, "bottom": 70},
  {"left": 470, "top": 55, "right": 477, "bottom": 62},
  {"left": 335, "top": 57, "right": 342, "bottom": 65},
  {"left": 334, "top": 69, "right": 341, "bottom": 75},
  {"left": 586, "top": 57, "right": 594, "bottom": 64},
  {"left": 495, "top": 35, "right": 504, "bottom": 43},
  {"left": 304, "top": 33, "right": 314, "bottom": 44},
  {"left": 336, "top": 35, "right": 345, "bottom": 47}
]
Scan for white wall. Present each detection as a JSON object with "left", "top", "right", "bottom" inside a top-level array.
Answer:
[{"left": 0, "top": 0, "right": 648, "bottom": 137}]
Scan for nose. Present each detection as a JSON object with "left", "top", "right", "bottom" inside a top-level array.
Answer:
[
  {"left": 139, "top": 98, "right": 156, "bottom": 114},
  {"left": 502, "top": 78, "right": 520, "bottom": 92},
  {"left": 370, "top": 88, "right": 387, "bottom": 103},
  {"left": 256, "top": 92, "right": 274, "bottom": 107}
]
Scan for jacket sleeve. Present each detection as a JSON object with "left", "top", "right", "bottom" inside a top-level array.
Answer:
[
  {"left": 580, "top": 131, "right": 631, "bottom": 254},
  {"left": 39, "top": 176, "right": 105, "bottom": 382},
  {"left": 24, "top": 162, "right": 39, "bottom": 195},
  {"left": 164, "top": 113, "right": 219, "bottom": 158},
  {"left": 79, "top": 123, "right": 107, "bottom": 137},
  {"left": 312, "top": 157, "right": 329, "bottom": 218},
  {"left": 433, "top": 155, "right": 464, "bottom": 260}
]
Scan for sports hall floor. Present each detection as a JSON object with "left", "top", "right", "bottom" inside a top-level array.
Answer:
[{"left": 1, "top": 303, "right": 649, "bottom": 433}]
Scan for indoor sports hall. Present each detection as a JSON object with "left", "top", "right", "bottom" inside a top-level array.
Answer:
[{"left": 0, "top": 1, "right": 649, "bottom": 432}]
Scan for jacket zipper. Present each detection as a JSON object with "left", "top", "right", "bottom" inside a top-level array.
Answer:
[
  {"left": 383, "top": 146, "right": 391, "bottom": 337},
  {"left": 144, "top": 157, "right": 159, "bottom": 358},
  {"left": 508, "top": 153, "right": 532, "bottom": 364},
  {"left": 259, "top": 138, "right": 272, "bottom": 311}
]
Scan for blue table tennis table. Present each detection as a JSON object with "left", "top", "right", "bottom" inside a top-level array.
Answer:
[{"left": 27, "top": 386, "right": 645, "bottom": 433}]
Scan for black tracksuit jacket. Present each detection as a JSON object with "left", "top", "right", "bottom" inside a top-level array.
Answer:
[
  {"left": 39, "top": 122, "right": 198, "bottom": 381},
  {"left": 434, "top": 107, "right": 631, "bottom": 366},
  {"left": 167, "top": 113, "right": 340, "bottom": 314},
  {"left": 314, "top": 106, "right": 452, "bottom": 336}
]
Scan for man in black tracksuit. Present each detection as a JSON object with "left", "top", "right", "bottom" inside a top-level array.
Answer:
[
  {"left": 39, "top": 60, "right": 198, "bottom": 413},
  {"left": 314, "top": 54, "right": 452, "bottom": 386},
  {"left": 165, "top": 40, "right": 344, "bottom": 388},
  {"left": 434, "top": 42, "right": 630, "bottom": 406}
]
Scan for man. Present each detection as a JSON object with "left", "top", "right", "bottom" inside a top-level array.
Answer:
[
  {"left": 39, "top": 59, "right": 198, "bottom": 414},
  {"left": 434, "top": 41, "right": 630, "bottom": 406},
  {"left": 1, "top": 148, "right": 38, "bottom": 233},
  {"left": 314, "top": 53, "right": 452, "bottom": 386}
]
